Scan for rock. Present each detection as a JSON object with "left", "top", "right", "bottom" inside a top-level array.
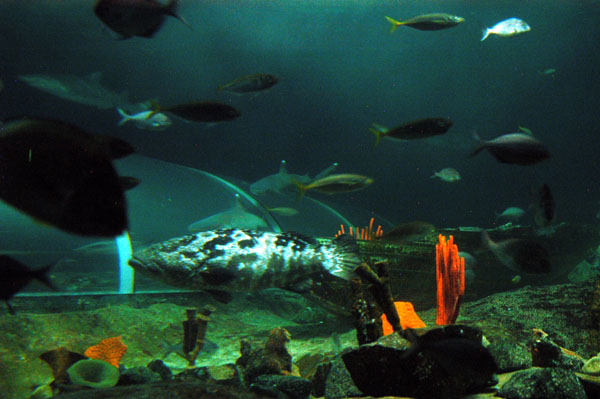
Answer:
[
  {"left": 253, "top": 374, "right": 312, "bottom": 399},
  {"left": 582, "top": 356, "right": 600, "bottom": 375},
  {"left": 531, "top": 335, "right": 584, "bottom": 371},
  {"left": 499, "top": 367, "right": 587, "bottom": 399},
  {"left": 310, "top": 360, "right": 332, "bottom": 397},
  {"left": 236, "top": 328, "right": 293, "bottom": 386},
  {"left": 118, "top": 366, "right": 161, "bottom": 385},
  {"left": 488, "top": 339, "right": 532, "bottom": 372},
  {"left": 147, "top": 360, "right": 172, "bottom": 381},
  {"left": 340, "top": 326, "right": 497, "bottom": 399},
  {"left": 323, "top": 357, "right": 362, "bottom": 399}
]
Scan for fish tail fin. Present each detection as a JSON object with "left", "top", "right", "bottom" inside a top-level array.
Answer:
[
  {"left": 32, "top": 264, "right": 57, "bottom": 291},
  {"left": 481, "top": 28, "right": 490, "bottom": 41},
  {"left": 167, "top": 0, "right": 193, "bottom": 31},
  {"left": 469, "top": 132, "right": 485, "bottom": 157},
  {"left": 293, "top": 179, "right": 308, "bottom": 201},
  {"left": 328, "top": 234, "right": 362, "bottom": 280},
  {"left": 430, "top": 172, "right": 438, "bottom": 179},
  {"left": 480, "top": 230, "right": 493, "bottom": 250},
  {"left": 147, "top": 100, "right": 161, "bottom": 119},
  {"left": 369, "top": 127, "right": 383, "bottom": 147},
  {"left": 117, "top": 108, "right": 131, "bottom": 126},
  {"left": 385, "top": 16, "right": 402, "bottom": 33}
]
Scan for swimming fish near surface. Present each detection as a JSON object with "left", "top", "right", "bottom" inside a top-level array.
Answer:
[
  {"left": 94, "top": 0, "right": 188, "bottom": 39},
  {"left": 430, "top": 168, "right": 461, "bottom": 183},
  {"left": 385, "top": 14, "right": 465, "bottom": 33},
  {"left": 0, "top": 255, "right": 55, "bottom": 315},
  {"left": 295, "top": 173, "right": 374, "bottom": 199},
  {"left": 470, "top": 133, "right": 550, "bottom": 165},
  {"left": 129, "top": 229, "right": 361, "bottom": 302},
  {"left": 117, "top": 108, "right": 172, "bottom": 131},
  {"left": 250, "top": 160, "right": 339, "bottom": 196},
  {"left": 218, "top": 74, "right": 279, "bottom": 95},
  {"left": 369, "top": 118, "right": 453, "bottom": 146},
  {"left": 481, "top": 18, "right": 530, "bottom": 41}
]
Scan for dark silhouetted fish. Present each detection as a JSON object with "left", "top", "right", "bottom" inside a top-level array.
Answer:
[
  {"left": 129, "top": 229, "right": 361, "bottom": 302},
  {"left": 379, "top": 221, "right": 435, "bottom": 243},
  {"left": 94, "top": 0, "right": 187, "bottom": 39},
  {"left": 218, "top": 74, "right": 279, "bottom": 95},
  {"left": 531, "top": 184, "right": 555, "bottom": 227},
  {"left": 151, "top": 101, "right": 241, "bottom": 123},
  {"left": 0, "top": 255, "right": 55, "bottom": 314},
  {"left": 370, "top": 118, "right": 453, "bottom": 146},
  {"left": 0, "top": 117, "right": 132, "bottom": 236},
  {"left": 481, "top": 230, "right": 550, "bottom": 273},
  {"left": 385, "top": 13, "right": 465, "bottom": 32},
  {"left": 470, "top": 133, "right": 550, "bottom": 165}
]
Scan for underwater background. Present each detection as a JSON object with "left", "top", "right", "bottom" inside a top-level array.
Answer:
[{"left": 1, "top": 0, "right": 599, "bottom": 233}]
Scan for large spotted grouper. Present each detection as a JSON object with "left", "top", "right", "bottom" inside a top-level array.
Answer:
[{"left": 129, "top": 229, "right": 361, "bottom": 301}]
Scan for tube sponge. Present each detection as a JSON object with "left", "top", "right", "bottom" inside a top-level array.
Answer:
[{"left": 66, "top": 359, "right": 120, "bottom": 388}]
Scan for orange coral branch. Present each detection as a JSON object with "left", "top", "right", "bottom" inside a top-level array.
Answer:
[
  {"left": 84, "top": 336, "right": 128, "bottom": 368},
  {"left": 436, "top": 235, "right": 465, "bottom": 325},
  {"left": 335, "top": 218, "right": 383, "bottom": 241}
]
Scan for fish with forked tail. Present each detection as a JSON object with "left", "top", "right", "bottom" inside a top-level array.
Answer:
[{"left": 129, "top": 229, "right": 361, "bottom": 302}]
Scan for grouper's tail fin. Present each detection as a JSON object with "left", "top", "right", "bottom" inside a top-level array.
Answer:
[{"left": 328, "top": 234, "right": 362, "bottom": 280}]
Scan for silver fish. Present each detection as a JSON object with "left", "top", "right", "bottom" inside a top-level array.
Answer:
[
  {"left": 19, "top": 72, "right": 130, "bottom": 110},
  {"left": 470, "top": 133, "right": 550, "bottom": 165},
  {"left": 481, "top": 18, "right": 530, "bottom": 41},
  {"left": 129, "top": 229, "right": 361, "bottom": 299}
]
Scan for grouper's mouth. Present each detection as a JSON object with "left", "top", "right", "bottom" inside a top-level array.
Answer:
[{"left": 128, "top": 257, "right": 162, "bottom": 274}]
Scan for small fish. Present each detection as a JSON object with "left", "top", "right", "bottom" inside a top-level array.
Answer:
[
  {"left": 511, "top": 275, "right": 521, "bottom": 284},
  {"left": 151, "top": 101, "right": 241, "bottom": 123},
  {"left": 267, "top": 207, "right": 299, "bottom": 217},
  {"left": 431, "top": 168, "right": 461, "bottom": 182},
  {"left": 379, "top": 221, "right": 435, "bottom": 243},
  {"left": 129, "top": 230, "right": 361, "bottom": 301},
  {"left": 370, "top": 118, "right": 453, "bottom": 146},
  {"left": 481, "top": 230, "right": 551, "bottom": 274},
  {"left": 539, "top": 68, "right": 556, "bottom": 76},
  {"left": 295, "top": 174, "right": 374, "bottom": 199},
  {"left": 481, "top": 18, "right": 531, "bottom": 41},
  {"left": 495, "top": 207, "right": 526, "bottom": 222},
  {"left": 117, "top": 108, "right": 171, "bottom": 131},
  {"left": 470, "top": 133, "right": 550, "bottom": 165},
  {"left": 531, "top": 184, "right": 555, "bottom": 227},
  {"left": 0, "top": 255, "right": 55, "bottom": 314},
  {"left": 385, "top": 14, "right": 465, "bottom": 33},
  {"left": 0, "top": 117, "right": 132, "bottom": 236},
  {"left": 94, "top": 0, "right": 188, "bottom": 39},
  {"left": 218, "top": 74, "right": 279, "bottom": 95}
]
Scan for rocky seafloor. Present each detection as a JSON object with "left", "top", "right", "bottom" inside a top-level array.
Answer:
[{"left": 1, "top": 281, "right": 599, "bottom": 399}]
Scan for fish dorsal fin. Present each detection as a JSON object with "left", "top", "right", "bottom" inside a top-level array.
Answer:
[
  {"left": 86, "top": 72, "right": 102, "bottom": 83},
  {"left": 278, "top": 160, "right": 288, "bottom": 176}
]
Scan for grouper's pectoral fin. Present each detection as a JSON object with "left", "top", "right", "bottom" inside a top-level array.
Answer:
[{"left": 199, "top": 267, "right": 236, "bottom": 285}]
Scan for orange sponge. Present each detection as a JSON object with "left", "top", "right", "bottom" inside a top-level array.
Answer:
[
  {"left": 84, "top": 336, "right": 128, "bottom": 368},
  {"left": 381, "top": 301, "right": 426, "bottom": 335}
]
